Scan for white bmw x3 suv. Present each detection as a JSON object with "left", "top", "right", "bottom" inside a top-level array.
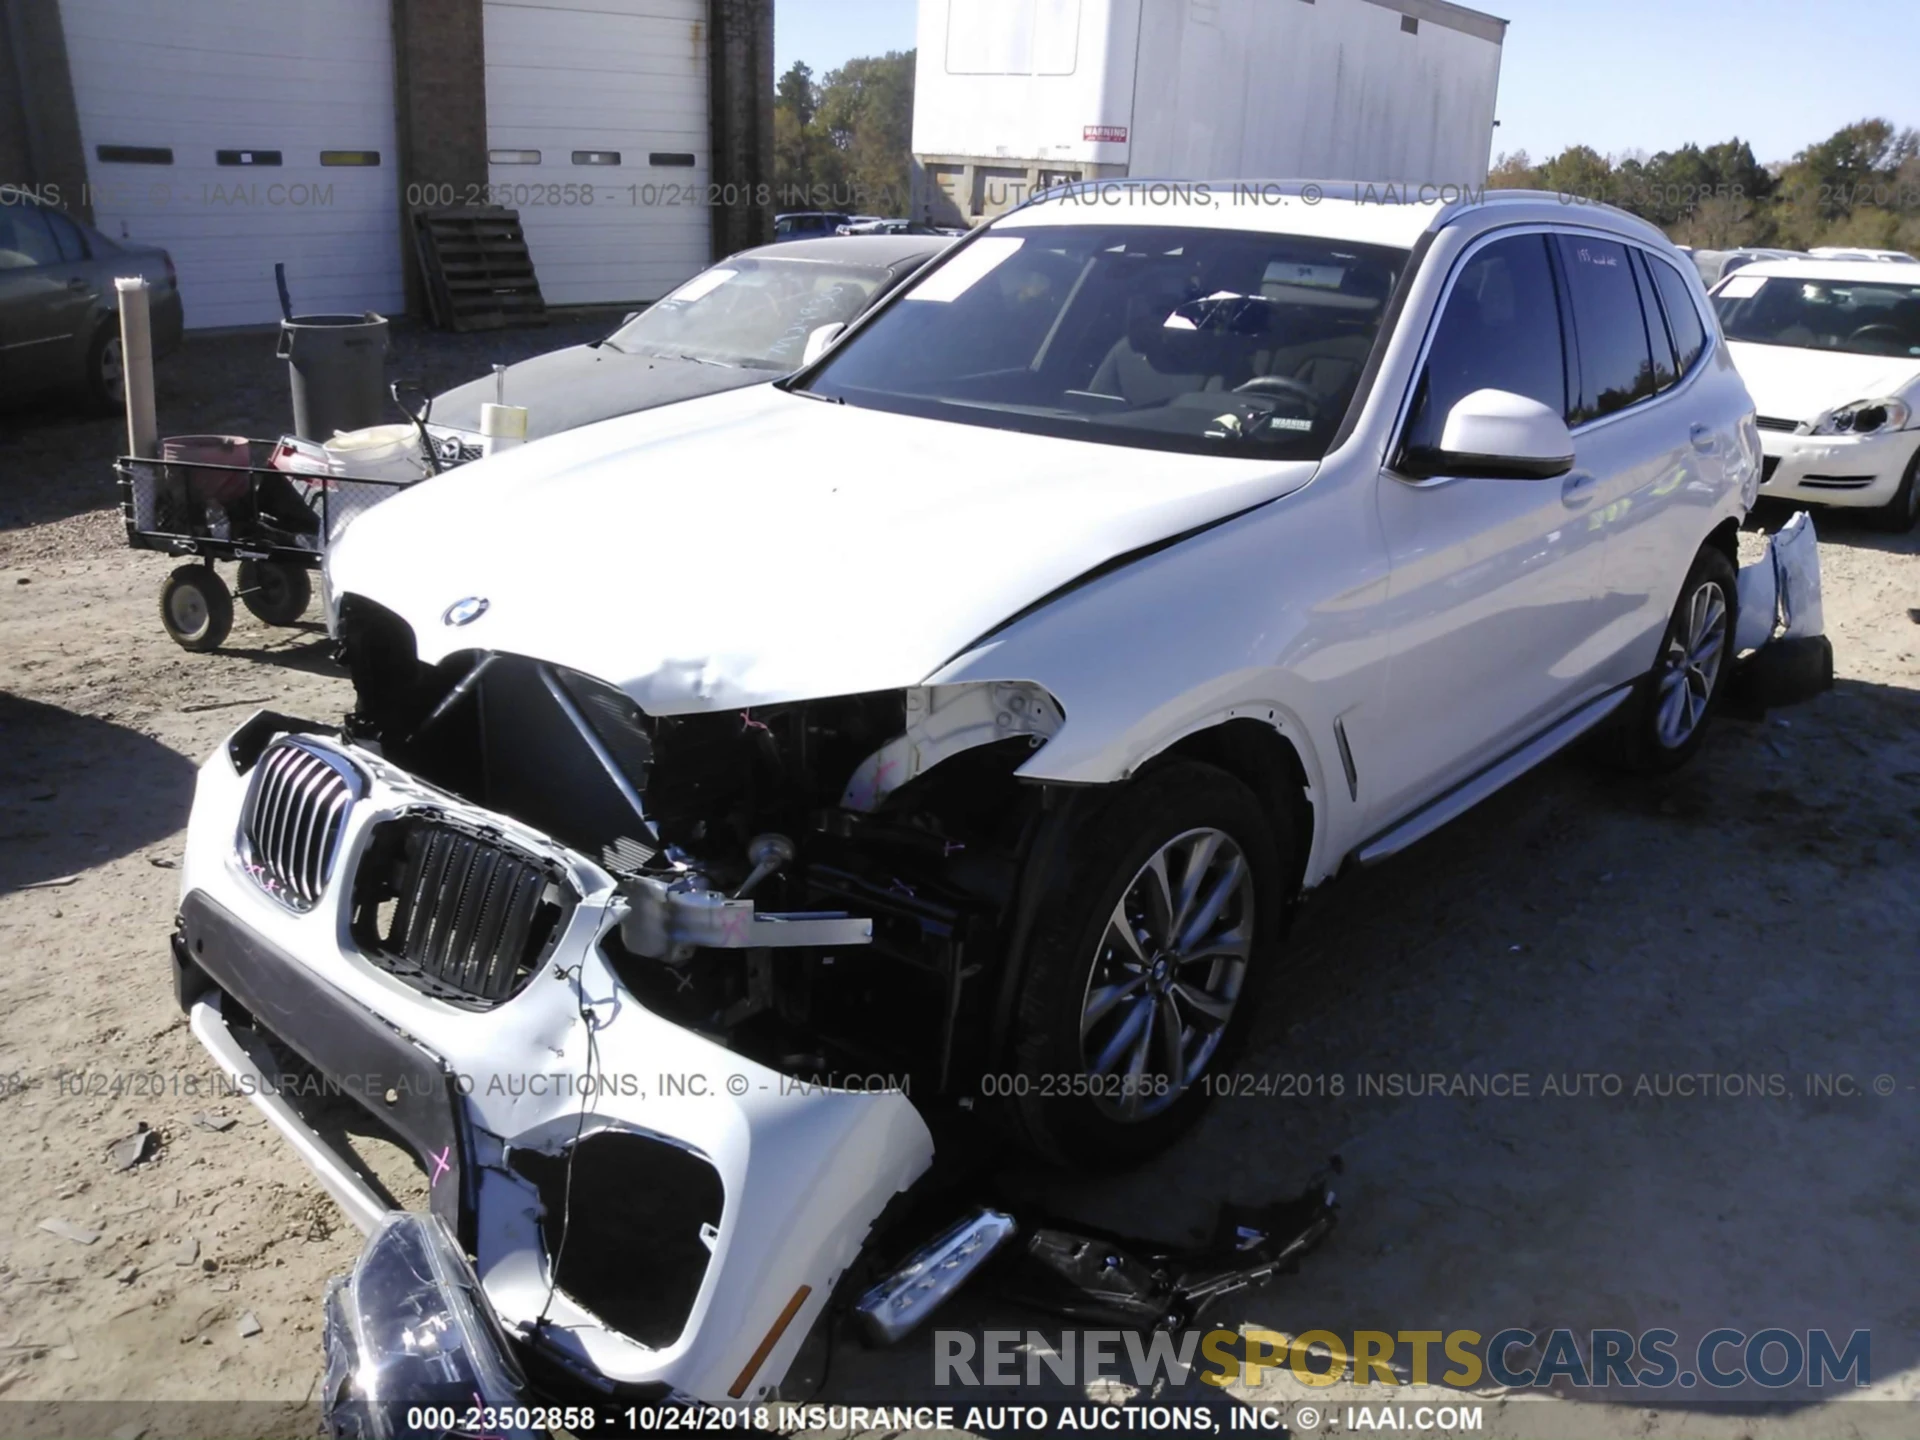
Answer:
[{"left": 174, "top": 185, "right": 1765, "bottom": 1407}]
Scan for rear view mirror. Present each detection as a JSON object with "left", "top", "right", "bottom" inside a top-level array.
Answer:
[
  {"left": 802, "top": 323, "right": 847, "bottom": 366},
  {"left": 1409, "top": 388, "right": 1574, "bottom": 480}
]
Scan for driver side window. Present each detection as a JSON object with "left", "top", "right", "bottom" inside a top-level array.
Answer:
[{"left": 1401, "top": 234, "right": 1568, "bottom": 459}]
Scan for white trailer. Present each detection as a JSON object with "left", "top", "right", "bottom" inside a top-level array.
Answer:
[{"left": 911, "top": 0, "right": 1505, "bottom": 226}]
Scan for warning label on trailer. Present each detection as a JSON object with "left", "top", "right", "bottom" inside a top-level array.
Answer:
[{"left": 1083, "top": 125, "right": 1129, "bottom": 143}]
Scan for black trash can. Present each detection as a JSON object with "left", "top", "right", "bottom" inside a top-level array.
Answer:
[{"left": 277, "top": 312, "right": 390, "bottom": 441}]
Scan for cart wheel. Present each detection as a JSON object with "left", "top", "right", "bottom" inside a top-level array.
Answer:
[
  {"left": 159, "top": 564, "right": 234, "bottom": 652},
  {"left": 237, "top": 559, "right": 312, "bottom": 626}
]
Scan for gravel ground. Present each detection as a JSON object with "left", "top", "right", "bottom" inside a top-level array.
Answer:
[{"left": 0, "top": 331, "right": 1916, "bottom": 1439}]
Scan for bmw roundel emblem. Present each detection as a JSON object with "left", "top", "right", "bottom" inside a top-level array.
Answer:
[{"left": 443, "top": 596, "right": 489, "bottom": 627}]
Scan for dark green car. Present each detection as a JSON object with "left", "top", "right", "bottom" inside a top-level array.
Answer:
[{"left": 0, "top": 193, "right": 183, "bottom": 408}]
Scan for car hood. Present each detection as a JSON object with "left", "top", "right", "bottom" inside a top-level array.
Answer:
[
  {"left": 327, "top": 384, "right": 1317, "bottom": 714},
  {"left": 1727, "top": 342, "right": 1920, "bottom": 422},
  {"left": 431, "top": 344, "right": 773, "bottom": 437}
]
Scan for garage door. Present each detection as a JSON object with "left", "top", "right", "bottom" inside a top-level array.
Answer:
[
  {"left": 483, "top": 0, "right": 711, "bottom": 306},
  {"left": 58, "top": 0, "right": 403, "bottom": 330}
]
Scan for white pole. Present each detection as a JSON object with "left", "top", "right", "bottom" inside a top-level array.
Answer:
[{"left": 114, "top": 276, "right": 158, "bottom": 459}]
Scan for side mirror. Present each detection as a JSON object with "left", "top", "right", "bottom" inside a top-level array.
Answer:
[
  {"left": 801, "top": 322, "right": 847, "bottom": 366},
  {"left": 1408, "top": 388, "right": 1574, "bottom": 480}
]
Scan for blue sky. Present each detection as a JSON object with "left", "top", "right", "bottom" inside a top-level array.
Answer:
[{"left": 774, "top": 0, "right": 1920, "bottom": 166}]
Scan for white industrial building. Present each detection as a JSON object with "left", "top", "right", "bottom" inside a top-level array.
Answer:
[{"left": 2, "top": 0, "right": 772, "bottom": 328}]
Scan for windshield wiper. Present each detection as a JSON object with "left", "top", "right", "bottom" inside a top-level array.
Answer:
[{"left": 787, "top": 386, "right": 843, "bottom": 404}]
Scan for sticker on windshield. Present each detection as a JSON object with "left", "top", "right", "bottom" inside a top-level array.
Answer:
[
  {"left": 666, "top": 267, "right": 737, "bottom": 304},
  {"left": 1717, "top": 274, "right": 1764, "bottom": 299},
  {"left": 1263, "top": 261, "right": 1346, "bottom": 290},
  {"left": 906, "top": 237, "right": 1026, "bottom": 303}
]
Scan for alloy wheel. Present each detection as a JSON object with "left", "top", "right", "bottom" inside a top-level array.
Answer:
[
  {"left": 1078, "top": 826, "right": 1255, "bottom": 1121},
  {"left": 1654, "top": 579, "right": 1729, "bottom": 748},
  {"left": 100, "top": 336, "right": 125, "bottom": 404}
]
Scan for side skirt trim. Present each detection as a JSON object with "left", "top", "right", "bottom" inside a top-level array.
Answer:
[{"left": 1352, "top": 685, "right": 1632, "bottom": 867}]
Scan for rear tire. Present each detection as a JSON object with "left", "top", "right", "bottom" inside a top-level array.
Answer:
[
  {"left": 159, "top": 564, "right": 233, "bottom": 652},
  {"left": 1004, "top": 760, "right": 1294, "bottom": 1169},
  {"left": 84, "top": 324, "right": 125, "bottom": 413},
  {"left": 1866, "top": 449, "right": 1920, "bottom": 533},
  {"left": 1607, "top": 547, "right": 1738, "bottom": 773},
  {"left": 237, "top": 559, "right": 312, "bottom": 626}
]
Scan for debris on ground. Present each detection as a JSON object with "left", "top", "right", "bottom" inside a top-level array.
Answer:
[
  {"left": 37, "top": 1218, "right": 101, "bottom": 1246},
  {"left": 108, "top": 1124, "right": 159, "bottom": 1171}
]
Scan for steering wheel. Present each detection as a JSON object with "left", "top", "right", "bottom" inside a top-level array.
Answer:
[
  {"left": 1845, "top": 323, "right": 1907, "bottom": 350},
  {"left": 1234, "top": 374, "right": 1323, "bottom": 408}
]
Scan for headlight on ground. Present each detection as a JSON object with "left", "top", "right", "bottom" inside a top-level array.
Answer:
[
  {"left": 321, "top": 1211, "right": 537, "bottom": 1440},
  {"left": 1805, "top": 397, "right": 1912, "bottom": 436}
]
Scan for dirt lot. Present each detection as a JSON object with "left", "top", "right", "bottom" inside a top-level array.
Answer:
[{"left": 1, "top": 329, "right": 1916, "bottom": 1439}]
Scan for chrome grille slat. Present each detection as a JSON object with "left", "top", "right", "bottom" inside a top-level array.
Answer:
[{"left": 239, "top": 738, "right": 362, "bottom": 912}]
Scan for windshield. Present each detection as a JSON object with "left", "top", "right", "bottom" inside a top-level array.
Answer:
[
  {"left": 1714, "top": 274, "right": 1920, "bottom": 358},
  {"left": 799, "top": 225, "right": 1407, "bottom": 459},
  {"left": 605, "top": 257, "right": 888, "bottom": 369}
]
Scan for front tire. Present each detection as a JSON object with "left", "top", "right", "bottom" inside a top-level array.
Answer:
[
  {"left": 1609, "top": 547, "right": 1738, "bottom": 773},
  {"left": 1005, "top": 760, "right": 1293, "bottom": 1169}
]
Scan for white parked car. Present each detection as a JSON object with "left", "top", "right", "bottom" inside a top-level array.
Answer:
[
  {"left": 174, "top": 184, "right": 1772, "bottom": 1410},
  {"left": 1806, "top": 246, "right": 1918, "bottom": 264},
  {"left": 1713, "top": 259, "right": 1920, "bottom": 529}
]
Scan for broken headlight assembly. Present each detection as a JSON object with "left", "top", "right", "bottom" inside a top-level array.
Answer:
[
  {"left": 1802, "top": 397, "right": 1912, "bottom": 436},
  {"left": 322, "top": 1211, "right": 537, "bottom": 1440}
]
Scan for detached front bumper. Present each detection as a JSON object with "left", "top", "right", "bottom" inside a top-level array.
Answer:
[
  {"left": 1758, "top": 426, "right": 1920, "bottom": 508},
  {"left": 174, "top": 724, "right": 933, "bottom": 1405}
]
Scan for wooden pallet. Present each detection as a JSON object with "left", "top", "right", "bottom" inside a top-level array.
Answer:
[{"left": 411, "top": 208, "right": 548, "bottom": 332}]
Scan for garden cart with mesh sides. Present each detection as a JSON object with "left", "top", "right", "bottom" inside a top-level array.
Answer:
[{"left": 116, "top": 436, "right": 408, "bottom": 652}]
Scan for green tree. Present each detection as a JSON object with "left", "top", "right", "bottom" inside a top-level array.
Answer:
[
  {"left": 772, "top": 59, "right": 845, "bottom": 206},
  {"left": 814, "top": 51, "right": 916, "bottom": 215},
  {"left": 1534, "top": 145, "right": 1614, "bottom": 205},
  {"left": 1486, "top": 150, "right": 1537, "bottom": 189}
]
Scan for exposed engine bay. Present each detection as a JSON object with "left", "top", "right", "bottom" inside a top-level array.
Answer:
[{"left": 334, "top": 592, "right": 1065, "bottom": 1098}]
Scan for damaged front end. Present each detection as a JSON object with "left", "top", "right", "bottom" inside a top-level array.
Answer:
[{"left": 171, "top": 594, "right": 1078, "bottom": 1409}]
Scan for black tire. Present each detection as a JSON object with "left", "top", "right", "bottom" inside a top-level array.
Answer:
[
  {"left": 1866, "top": 448, "right": 1920, "bottom": 533},
  {"left": 158, "top": 564, "right": 233, "bottom": 652},
  {"left": 1005, "top": 760, "right": 1294, "bottom": 1169},
  {"left": 84, "top": 323, "right": 125, "bottom": 413},
  {"left": 238, "top": 559, "right": 312, "bottom": 626},
  {"left": 1607, "top": 546, "right": 1739, "bottom": 773}
]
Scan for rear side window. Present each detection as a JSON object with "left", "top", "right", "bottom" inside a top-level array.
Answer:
[
  {"left": 1630, "top": 249, "right": 1677, "bottom": 393},
  {"left": 1555, "top": 235, "right": 1657, "bottom": 423},
  {"left": 1402, "top": 232, "right": 1567, "bottom": 456},
  {"left": 1648, "top": 253, "right": 1707, "bottom": 375},
  {"left": 44, "top": 207, "right": 89, "bottom": 262}
]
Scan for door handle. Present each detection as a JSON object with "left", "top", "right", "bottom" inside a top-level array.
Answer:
[
  {"left": 1560, "top": 471, "right": 1597, "bottom": 507},
  {"left": 1689, "top": 423, "right": 1719, "bottom": 453},
  {"left": 66, "top": 277, "right": 92, "bottom": 293}
]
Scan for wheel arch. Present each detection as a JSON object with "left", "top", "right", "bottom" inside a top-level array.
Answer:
[
  {"left": 985, "top": 712, "right": 1320, "bottom": 1072},
  {"left": 1705, "top": 515, "right": 1741, "bottom": 571},
  {"left": 1148, "top": 717, "right": 1315, "bottom": 902}
]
